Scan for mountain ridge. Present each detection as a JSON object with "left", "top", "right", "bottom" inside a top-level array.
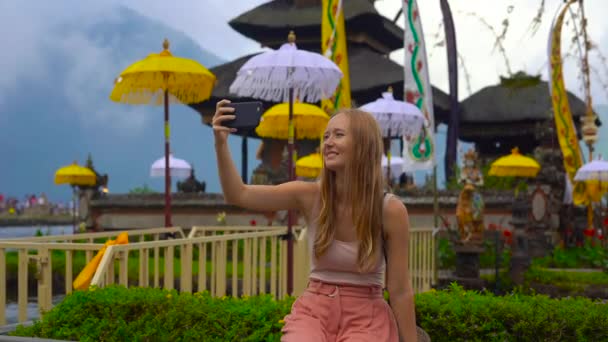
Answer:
[{"left": 0, "top": 4, "right": 261, "bottom": 203}]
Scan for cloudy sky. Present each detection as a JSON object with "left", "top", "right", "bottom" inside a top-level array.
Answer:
[
  {"left": 1, "top": 0, "right": 606, "bottom": 120},
  {"left": 121, "top": 0, "right": 608, "bottom": 105}
]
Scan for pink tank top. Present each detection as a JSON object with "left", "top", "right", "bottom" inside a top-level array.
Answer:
[{"left": 307, "top": 194, "right": 389, "bottom": 287}]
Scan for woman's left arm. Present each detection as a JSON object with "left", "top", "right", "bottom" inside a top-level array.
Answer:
[{"left": 384, "top": 196, "right": 417, "bottom": 342}]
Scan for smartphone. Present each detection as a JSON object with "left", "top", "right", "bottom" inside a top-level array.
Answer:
[{"left": 222, "top": 101, "right": 264, "bottom": 130}]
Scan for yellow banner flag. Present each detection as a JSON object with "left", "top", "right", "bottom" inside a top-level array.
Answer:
[
  {"left": 548, "top": 0, "right": 588, "bottom": 206},
  {"left": 321, "top": 0, "right": 351, "bottom": 113}
]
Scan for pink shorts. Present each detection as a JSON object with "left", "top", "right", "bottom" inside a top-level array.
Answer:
[{"left": 281, "top": 278, "right": 399, "bottom": 342}]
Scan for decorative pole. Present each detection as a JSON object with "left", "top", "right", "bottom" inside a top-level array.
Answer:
[
  {"left": 440, "top": 0, "right": 459, "bottom": 182},
  {"left": 578, "top": 0, "right": 598, "bottom": 230},
  {"left": 386, "top": 86, "right": 393, "bottom": 188},
  {"left": 162, "top": 39, "right": 172, "bottom": 228},
  {"left": 579, "top": 0, "right": 597, "bottom": 159},
  {"left": 286, "top": 31, "right": 296, "bottom": 296}
]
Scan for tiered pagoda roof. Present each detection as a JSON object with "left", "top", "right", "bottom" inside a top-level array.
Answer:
[{"left": 229, "top": 0, "right": 402, "bottom": 54}]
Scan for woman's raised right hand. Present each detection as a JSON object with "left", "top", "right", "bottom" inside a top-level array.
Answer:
[{"left": 211, "top": 99, "right": 236, "bottom": 143}]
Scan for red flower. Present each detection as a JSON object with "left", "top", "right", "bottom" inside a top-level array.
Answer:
[
  {"left": 335, "top": 53, "right": 342, "bottom": 65},
  {"left": 250, "top": 219, "right": 257, "bottom": 226},
  {"left": 405, "top": 91, "right": 417, "bottom": 103},
  {"left": 502, "top": 230, "right": 512, "bottom": 238},
  {"left": 583, "top": 228, "right": 595, "bottom": 237},
  {"left": 603, "top": 217, "right": 608, "bottom": 227}
]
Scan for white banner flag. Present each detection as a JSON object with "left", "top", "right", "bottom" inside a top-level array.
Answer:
[{"left": 402, "top": 0, "right": 436, "bottom": 171}]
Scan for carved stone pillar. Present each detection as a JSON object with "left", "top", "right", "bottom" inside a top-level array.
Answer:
[{"left": 510, "top": 197, "right": 530, "bottom": 284}]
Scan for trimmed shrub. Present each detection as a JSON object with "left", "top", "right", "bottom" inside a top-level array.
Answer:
[
  {"left": 13, "top": 286, "right": 293, "bottom": 341},
  {"left": 416, "top": 283, "right": 608, "bottom": 341},
  {"left": 12, "top": 284, "right": 608, "bottom": 341}
]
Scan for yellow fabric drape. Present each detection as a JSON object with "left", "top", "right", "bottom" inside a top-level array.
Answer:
[
  {"left": 549, "top": 0, "right": 588, "bottom": 206},
  {"left": 321, "top": 0, "right": 351, "bottom": 113},
  {"left": 585, "top": 180, "right": 608, "bottom": 203},
  {"left": 73, "top": 232, "right": 129, "bottom": 290}
]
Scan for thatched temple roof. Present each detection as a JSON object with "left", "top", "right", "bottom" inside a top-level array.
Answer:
[
  {"left": 230, "top": 0, "right": 402, "bottom": 54},
  {"left": 461, "top": 81, "right": 592, "bottom": 123},
  {"left": 456, "top": 74, "right": 600, "bottom": 157}
]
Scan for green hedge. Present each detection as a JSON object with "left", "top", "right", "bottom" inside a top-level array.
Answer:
[
  {"left": 12, "top": 284, "right": 608, "bottom": 341},
  {"left": 438, "top": 237, "right": 511, "bottom": 270},
  {"left": 533, "top": 245, "right": 608, "bottom": 270},
  {"left": 416, "top": 283, "right": 608, "bottom": 341},
  {"left": 13, "top": 286, "right": 293, "bottom": 342}
]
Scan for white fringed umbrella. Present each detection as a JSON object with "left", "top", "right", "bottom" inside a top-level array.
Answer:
[
  {"left": 229, "top": 31, "right": 341, "bottom": 296},
  {"left": 229, "top": 37, "right": 342, "bottom": 104},
  {"left": 230, "top": 31, "right": 341, "bottom": 181},
  {"left": 360, "top": 89, "right": 425, "bottom": 184},
  {"left": 575, "top": 158, "right": 608, "bottom": 238},
  {"left": 574, "top": 158, "right": 608, "bottom": 203},
  {"left": 574, "top": 158, "right": 608, "bottom": 182},
  {"left": 360, "top": 90, "right": 425, "bottom": 140},
  {"left": 150, "top": 154, "right": 192, "bottom": 179}
]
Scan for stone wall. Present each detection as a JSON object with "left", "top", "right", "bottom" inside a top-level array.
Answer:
[{"left": 89, "top": 191, "right": 515, "bottom": 230}]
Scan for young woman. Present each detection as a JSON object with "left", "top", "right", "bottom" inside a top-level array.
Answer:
[{"left": 211, "top": 99, "right": 417, "bottom": 341}]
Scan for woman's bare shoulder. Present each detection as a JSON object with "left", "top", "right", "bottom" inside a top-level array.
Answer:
[{"left": 383, "top": 194, "right": 410, "bottom": 235}]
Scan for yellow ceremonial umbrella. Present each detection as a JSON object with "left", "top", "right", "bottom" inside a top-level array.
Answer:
[
  {"left": 489, "top": 147, "right": 541, "bottom": 178},
  {"left": 296, "top": 153, "right": 323, "bottom": 179},
  {"left": 110, "top": 39, "right": 216, "bottom": 227},
  {"left": 256, "top": 102, "right": 329, "bottom": 140},
  {"left": 54, "top": 162, "right": 96, "bottom": 232},
  {"left": 54, "top": 162, "right": 96, "bottom": 186},
  {"left": 489, "top": 147, "right": 540, "bottom": 197}
]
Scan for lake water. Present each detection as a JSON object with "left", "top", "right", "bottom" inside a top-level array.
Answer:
[
  {"left": 0, "top": 225, "right": 72, "bottom": 239},
  {"left": 3, "top": 296, "right": 66, "bottom": 325},
  {"left": 1, "top": 225, "right": 71, "bottom": 327}
]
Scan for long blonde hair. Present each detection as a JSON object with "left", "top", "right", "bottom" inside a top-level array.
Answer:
[{"left": 314, "top": 108, "right": 385, "bottom": 271}]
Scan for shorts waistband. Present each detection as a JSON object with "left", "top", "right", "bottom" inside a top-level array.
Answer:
[{"left": 306, "top": 278, "right": 384, "bottom": 298}]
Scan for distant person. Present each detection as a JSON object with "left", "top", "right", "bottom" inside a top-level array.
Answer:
[
  {"left": 399, "top": 172, "right": 407, "bottom": 187},
  {"left": 38, "top": 193, "right": 47, "bottom": 206},
  {"left": 210, "top": 100, "right": 418, "bottom": 342}
]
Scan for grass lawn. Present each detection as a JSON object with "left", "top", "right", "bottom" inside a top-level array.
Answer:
[
  {"left": 525, "top": 266, "right": 608, "bottom": 291},
  {"left": 4, "top": 248, "right": 274, "bottom": 282}
]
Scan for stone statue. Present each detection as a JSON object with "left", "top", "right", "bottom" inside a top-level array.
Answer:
[
  {"left": 456, "top": 148, "right": 485, "bottom": 243},
  {"left": 177, "top": 169, "right": 206, "bottom": 193},
  {"left": 84, "top": 153, "right": 109, "bottom": 192}
]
